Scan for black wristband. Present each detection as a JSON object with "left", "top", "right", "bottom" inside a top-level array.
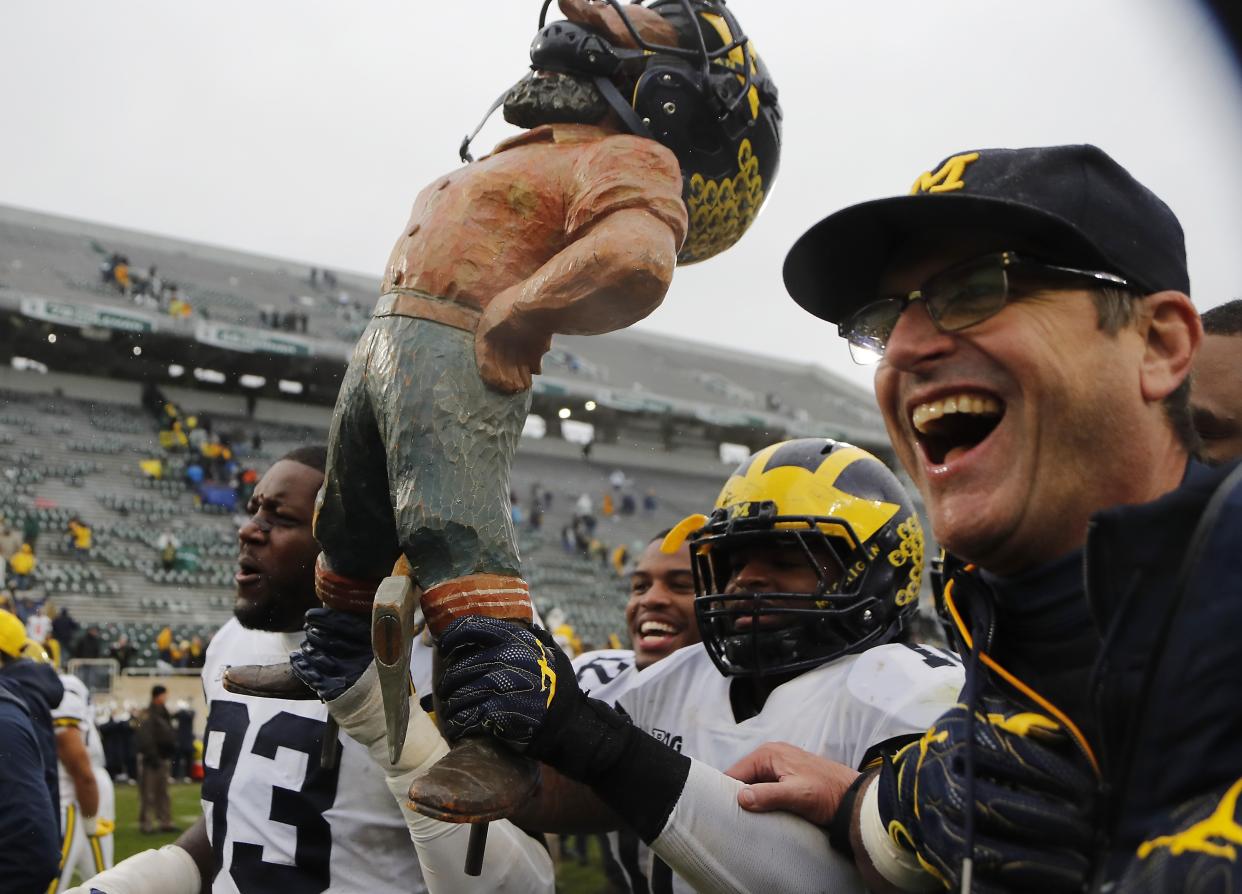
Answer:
[{"left": 828, "top": 772, "right": 871, "bottom": 860}]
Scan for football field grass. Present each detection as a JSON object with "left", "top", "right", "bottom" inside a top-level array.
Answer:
[{"left": 107, "top": 781, "right": 613, "bottom": 892}]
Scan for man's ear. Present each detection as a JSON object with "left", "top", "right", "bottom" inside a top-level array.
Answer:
[{"left": 1138, "top": 291, "right": 1201, "bottom": 403}]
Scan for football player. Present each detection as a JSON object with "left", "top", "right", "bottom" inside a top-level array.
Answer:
[
  {"left": 571, "top": 528, "right": 698, "bottom": 703},
  {"left": 50, "top": 670, "right": 116, "bottom": 892},
  {"left": 568, "top": 530, "right": 696, "bottom": 889},
  {"left": 69, "top": 446, "right": 553, "bottom": 894},
  {"left": 436, "top": 438, "right": 965, "bottom": 892}
]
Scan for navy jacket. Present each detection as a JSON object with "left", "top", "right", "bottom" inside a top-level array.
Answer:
[
  {"left": 1087, "top": 460, "right": 1242, "bottom": 883},
  {"left": 0, "top": 658, "right": 64, "bottom": 814},
  {"left": 941, "top": 460, "right": 1242, "bottom": 887},
  {"left": 0, "top": 677, "right": 60, "bottom": 893}
]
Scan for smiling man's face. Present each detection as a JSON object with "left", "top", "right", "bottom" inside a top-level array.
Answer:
[
  {"left": 872, "top": 234, "right": 1152, "bottom": 574},
  {"left": 625, "top": 540, "right": 698, "bottom": 669}
]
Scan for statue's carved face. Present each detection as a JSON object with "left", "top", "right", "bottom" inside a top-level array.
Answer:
[{"left": 502, "top": 70, "right": 609, "bottom": 129}]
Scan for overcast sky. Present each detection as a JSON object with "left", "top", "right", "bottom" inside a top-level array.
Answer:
[{"left": 3, "top": 0, "right": 1240, "bottom": 391}]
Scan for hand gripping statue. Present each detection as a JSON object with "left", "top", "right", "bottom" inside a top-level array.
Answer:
[{"left": 226, "top": 0, "right": 780, "bottom": 847}]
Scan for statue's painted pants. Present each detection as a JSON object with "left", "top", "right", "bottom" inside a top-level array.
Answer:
[{"left": 314, "top": 312, "right": 531, "bottom": 593}]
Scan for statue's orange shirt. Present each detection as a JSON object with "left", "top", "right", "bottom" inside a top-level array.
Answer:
[{"left": 381, "top": 124, "right": 687, "bottom": 311}]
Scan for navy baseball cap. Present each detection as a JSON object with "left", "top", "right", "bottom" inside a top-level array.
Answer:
[{"left": 783, "top": 144, "right": 1189, "bottom": 324}]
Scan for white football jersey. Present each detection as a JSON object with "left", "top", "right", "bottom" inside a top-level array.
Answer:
[
  {"left": 53, "top": 673, "right": 106, "bottom": 808},
  {"left": 612, "top": 641, "right": 965, "bottom": 894},
  {"left": 572, "top": 648, "right": 638, "bottom": 705},
  {"left": 202, "top": 618, "right": 431, "bottom": 894}
]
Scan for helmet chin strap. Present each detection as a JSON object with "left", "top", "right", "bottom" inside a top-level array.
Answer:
[
  {"left": 459, "top": 88, "right": 511, "bottom": 163},
  {"left": 591, "top": 75, "right": 652, "bottom": 136}
]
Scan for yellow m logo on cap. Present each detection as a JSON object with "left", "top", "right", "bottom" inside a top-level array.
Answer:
[{"left": 910, "top": 152, "right": 980, "bottom": 195}]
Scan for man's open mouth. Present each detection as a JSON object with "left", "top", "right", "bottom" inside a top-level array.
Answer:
[
  {"left": 911, "top": 391, "right": 1004, "bottom": 465},
  {"left": 235, "top": 556, "right": 262, "bottom": 586},
  {"left": 635, "top": 619, "right": 683, "bottom": 647}
]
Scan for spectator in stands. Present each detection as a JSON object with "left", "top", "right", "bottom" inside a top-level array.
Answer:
[
  {"left": 620, "top": 491, "right": 636, "bottom": 515},
  {"left": 643, "top": 488, "right": 658, "bottom": 514},
  {"left": 184, "top": 460, "right": 205, "bottom": 491},
  {"left": 159, "top": 536, "right": 178, "bottom": 572},
  {"left": 575, "top": 492, "right": 596, "bottom": 532},
  {"left": 185, "top": 634, "right": 205, "bottom": 669},
  {"left": 108, "top": 634, "right": 136, "bottom": 670},
  {"left": 9, "top": 542, "right": 35, "bottom": 589},
  {"left": 26, "top": 603, "right": 52, "bottom": 647},
  {"left": 601, "top": 492, "right": 614, "bottom": 518},
  {"left": 52, "top": 606, "right": 80, "bottom": 656},
  {"left": 74, "top": 625, "right": 102, "bottom": 660},
  {"left": 0, "top": 519, "right": 20, "bottom": 559},
  {"left": 155, "top": 626, "right": 174, "bottom": 668},
  {"left": 22, "top": 512, "right": 40, "bottom": 549},
  {"left": 529, "top": 498, "right": 543, "bottom": 531},
  {"left": 69, "top": 518, "right": 93, "bottom": 561},
  {"left": 1192, "top": 299, "right": 1242, "bottom": 464},
  {"left": 610, "top": 469, "right": 627, "bottom": 491},
  {"left": 610, "top": 544, "right": 630, "bottom": 576},
  {"left": 135, "top": 684, "right": 177, "bottom": 834}
]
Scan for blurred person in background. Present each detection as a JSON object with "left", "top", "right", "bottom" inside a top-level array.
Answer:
[
  {"left": 1193, "top": 298, "right": 1242, "bottom": 464},
  {"left": 11, "top": 541, "right": 36, "bottom": 589},
  {"left": 135, "top": 684, "right": 176, "bottom": 835},
  {"left": 0, "top": 670, "right": 60, "bottom": 891},
  {"left": 171, "top": 698, "right": 195, "bottom": 783},
  {"left": 27, "top": 602, "right": 52, "bottom": 646},
  {"left": 73, "top": 625, "right": 102, "bottom": 660},
  {"left": 0, "top": 609, "right": 64, "bottom": 816},
  {"left": 107, "top": 634, "right": 136, "bottom": 670},
  {"left": 52, "top": 606, "right": 81, "bottom": 658},
  {"left": 51, "top": 669, "right": 116, "bottom": 890}
]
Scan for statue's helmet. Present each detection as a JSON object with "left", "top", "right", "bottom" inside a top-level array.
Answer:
[{"left": 465, "top": 1, "right": 782, "bottom": 265}]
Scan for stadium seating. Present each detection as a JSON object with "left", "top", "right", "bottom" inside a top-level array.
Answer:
[{"left": 0, "top": 384, "right": 735, "bottom": 661}]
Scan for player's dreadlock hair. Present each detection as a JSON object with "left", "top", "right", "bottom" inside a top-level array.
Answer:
[
  {"left": 1202, "top": 298, "right": 1242, "bottom": 336},
  {"left": 280, "top": 445, "right": 328, "bottom": 474}
]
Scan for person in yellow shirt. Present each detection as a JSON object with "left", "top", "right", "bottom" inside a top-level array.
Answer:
[
  {"left": 9, "top": 544, "right": 35, "bottom": 590},
  {"left": 70, "top": 520, "right": 92, "bottom": 562}
]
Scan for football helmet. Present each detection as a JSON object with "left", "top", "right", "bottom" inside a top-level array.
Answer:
[
  {"left": 462, "top": 0, "right": 782, "bottom": 265},
  {"left": 663, "top": 439, "right": 924, "bottom": 678}
]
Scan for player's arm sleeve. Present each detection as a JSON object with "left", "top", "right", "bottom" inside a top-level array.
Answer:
[
  {"left": 650, "top": 758, "right": 863, "bottom": 894},
  {"left": 56, "top": 723, "right": 101, "bottom": 817},
  {"left": 0, "top": 700, "right": 62, "bottom": 891},
  {"left": 392, "top": 796, "right": 555, "bottom": 893}
]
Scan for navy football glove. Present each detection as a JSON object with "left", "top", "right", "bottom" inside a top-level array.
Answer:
[
  {"left": 290, "top": 607, "right": 374, "bottom": 700},
  {"left": 1119, "top": 777, "right": 1242, "bottom": 893},
  {"left": 878, "top": 693, "right": 1097, "bottom": 892},
  {"left": 438, "top": 616, "right": 634, "bottom": 783}
]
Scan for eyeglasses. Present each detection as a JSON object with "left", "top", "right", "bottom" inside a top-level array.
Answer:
[{"left": 838, "top": 252, "right": 1132, "bottom": 364}]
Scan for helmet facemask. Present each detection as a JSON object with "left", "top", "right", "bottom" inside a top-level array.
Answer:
[{"left": 691, "top": 503, "right": 899, "bottom": 680}]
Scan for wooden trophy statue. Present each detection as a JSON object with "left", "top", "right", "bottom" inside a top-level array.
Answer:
[{"left": 226, "top": 0, "right": 781, "bottom": 846}]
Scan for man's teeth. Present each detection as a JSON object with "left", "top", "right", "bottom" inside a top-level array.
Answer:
[
  {"left": 640, "top": 621, "right": 677, "bottom": 637},
  {"left": 911, "top": 393, "right": 1002, "bottom": 434}
]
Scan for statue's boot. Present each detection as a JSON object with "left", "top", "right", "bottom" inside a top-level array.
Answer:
[{"left": 406, "top": 573, "right": 541, "bottom": 823}]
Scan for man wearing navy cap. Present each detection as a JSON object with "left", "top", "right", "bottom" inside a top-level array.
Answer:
[{"left": 728, "top": 145, "right": 1242, "bottom": 892}]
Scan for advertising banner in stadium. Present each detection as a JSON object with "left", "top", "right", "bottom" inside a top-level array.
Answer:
[
  {"left": 194, "top": 321, "right": 312, "bottom": 356},
  {"left": 19, "top": 295, "right": 153, "bottom": 333}
]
